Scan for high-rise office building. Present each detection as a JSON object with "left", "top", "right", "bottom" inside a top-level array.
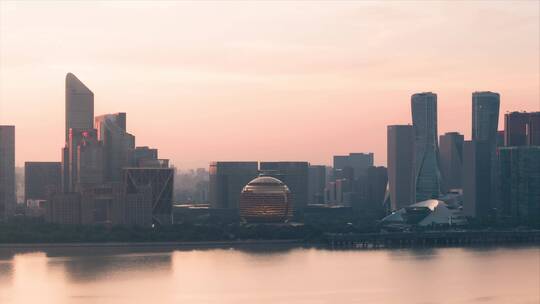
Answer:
[
  {"left": 79, "top": 183, "right": 123, "bottom": 225},
  {"left": 24, "top": 162, "right": 62, "bottom": 204},
  {"left": 61, "top": 146, "right": 70, "bottom": 192},
  {"left": 498, "top": 146, "right": 540, "bottom": 224},
  {"left": 66, "top": 128, "right": 103, "bottom": 191},
  {"left": 504, "top": 112, "right": 530, "bottom": 146},
  {"left": 504, "top": 112, "right": 540, "bottom": 146},
  {"left": 45, "top": 193, "right": 81, "bottom": 224},
  {"left": 472, "top": 92, "right": 500, "bottom": 145},
  {"left": 363, "top": 166, "right": 387, "bottom": 215},
  {"left": 439, "top": 132, "right": 464, "bottom": 193},
  {"left": 260, "top": 161, "right": 309, "bottom": 213},
  {"left": 332, "top": 156, "right": 349, "bottom": 172},
  {"left": 67, "top": 128, "right": 84, "bottom": 191},
  {"left": 95, "top": 113, "right": 135, "bottom": 182},
  {"left": 65, "top": 73, "right": 94, "bottom": 142},
  {"left": 77, "top": 129, "right": 104, "bottom": 187},
  {"left": 496, "top": 130, "right": 505, "bottom": 147},
  {"left": 0, "top": 126, "right": 16, "bottom": 220},
  {"left": 463, "top": 140, "right": 492, "bottom": 218},
  {"left": 386, "top": 125, "right": 416, "bottom": 211},
  {"left": 209, "top": 162, "right": 259, "bottom": 209},
  {"left": 472, "top": 91, "right": 500, "bottom": 204},
  {"left": 471, "top": 92, "right": 500, "bottom": 167},
  {"left": 63, "top": 73, "right": 95, "bottom": 192},
  {"left": 123, "top": 167, "right": 174, "bottom": 225},
  {"left": 124, "top": 184, "right": 153, "bottom": 227},
  {"left": 530, "top": 112, "right": 540, "bottom": 145},
  {"left": 411, "top": 92, "right": 441, "bottom": 201},
  {"left": 308, "top": 165, "right": 326, "bottom": 204},
  {"left": 332, "top": 153, "right": 374, "bottom": 180},
  {"left": 131, "top": 146, "right": 159, "bottom": 167}
]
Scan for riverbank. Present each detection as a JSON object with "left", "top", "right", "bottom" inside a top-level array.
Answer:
[
  {"left": 0, "top": 239, "right": 306, "bottom": 249},
  {"left": 326, "top": 230, "right": 540, "bottom": 248}
]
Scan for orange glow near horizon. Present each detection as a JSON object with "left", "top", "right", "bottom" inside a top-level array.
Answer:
[{"left": 0, "top": 1, "right": 539, "bottom": 169}]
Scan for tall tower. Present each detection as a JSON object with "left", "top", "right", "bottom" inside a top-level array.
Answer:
[
  {"left": 462, "top": 140, "right": 492, "bottom": 218},
  {"left": 95, "top": 113, "right": 135, "bottom": 182},
  {"left": 472, "top": 92, "right": 500, "bottom": 146},
  {"left": 504, "top": 111, "right": 540, "bottom": 146},
  {"left": 411, "top": 92, "right": 441, "bottom": 202},
  {"left": 471, "top": 91, "right": 500, "bottom": 211},
  {"left": 65, "top": 73, "right": 94, "bottom": 142},
  {"left": 63, "top": 73, "right": 94, "bottom": 192},
  {"left": 439, "top": 132, "right": 464, "bottom": 193},
  {"left": 386, "top": 125, "right": 416, "bottom": 211},
  {"left": 0, "top": 126, "right": 16, "bottom": 220}
]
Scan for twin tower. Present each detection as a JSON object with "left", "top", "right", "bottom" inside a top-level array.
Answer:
[{"left": 387, "top": 91, "right": 500, "bottom": 211}]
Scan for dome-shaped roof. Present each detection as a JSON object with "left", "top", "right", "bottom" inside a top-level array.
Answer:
[{"left": 242, "top": 176, "right": 290, "bottom": 193}]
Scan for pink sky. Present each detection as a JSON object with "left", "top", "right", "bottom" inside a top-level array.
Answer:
[{"left": 1, "top": 1, "right": 539, "bottom": 169}]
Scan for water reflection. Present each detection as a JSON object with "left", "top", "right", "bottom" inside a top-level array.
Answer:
[
  {"left": 49, "top": 252, "right": 173, "bottom": 282},
  {"left": 0, "top": 245, "right": 537, "bottom": 304},
  {"left": 387, "top": 247, "right": 439, "bottom": 261}
]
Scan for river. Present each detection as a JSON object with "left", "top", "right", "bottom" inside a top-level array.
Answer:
[{"left": 0, "top": 245, "right": 538, "bottom": 304}]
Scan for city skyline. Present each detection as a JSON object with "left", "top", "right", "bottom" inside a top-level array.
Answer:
[{"left": 1, "top": 1, "right": 539, "bottom": 169}]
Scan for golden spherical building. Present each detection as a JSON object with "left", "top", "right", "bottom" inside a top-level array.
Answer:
[{"left": 239, "top": 176, "right": 293, "bottom": 223}]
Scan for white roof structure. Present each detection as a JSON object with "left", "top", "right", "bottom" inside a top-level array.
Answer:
[{"left": 381, "top": 199, "right": 465, "bottom": 226}]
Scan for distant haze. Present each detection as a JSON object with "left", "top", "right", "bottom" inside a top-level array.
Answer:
[{"left": 1, "top": 1, "right": 538, "bottom": 169}]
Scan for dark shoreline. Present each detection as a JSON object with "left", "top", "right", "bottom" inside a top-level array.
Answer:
[{"left": 0, "top": 239, "right": 307, "bottom": 250}]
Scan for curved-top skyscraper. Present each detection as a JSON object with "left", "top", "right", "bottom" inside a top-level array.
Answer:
[
  {"left": 411, "top": 92, "right": 441, "bottom": 202},
  {"left": 471, "top": 91, "right": 500, "bottom": 215},
  {"left": 65, "top": 73, "right": 94, "bottom": 142},
  {"left": 472, "top": 91, "right": 500, "bottom": 147}
]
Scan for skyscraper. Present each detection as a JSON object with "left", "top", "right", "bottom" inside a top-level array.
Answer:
[
  {"left": 123, "top": 167, "right": 174, "bottom": 225},
  {"left": 95, "top": 113, "right": 136, "bottom": 182},
  {"left": 77, "top": 129, "right": 104, "bottom": 187},
  {"left": 65, "top": 73, "right": 94, "bottom": 142},
  {"left": 131, "top": 146, "right": 159, "bottom": 167},
  {"left": 472, "top": 92, "right": 500, "bottom": 146},
  {"left": 463, "top": 140, "right": 492, "bottom": 218},
  {"left": 308, "top": 165, "right": 326, "bottom": 204},
  {"left": 209, "top": 162, "right": 259, "bottom": 209},
  {"left": 260, "top": 161, "right": 309, "bottom": 214},
  {"left": 63, "top": 73, "right": 95, "bottom": 192},
  {"left": 498, "top": 146, "right": 540, "bottom": 224},
  {"left": 66, "top": 128, "right": 103, "bottom": 191},
  {"left": 332, "top": 153, "right": 374, "bottom": 180},
  {"left": 504, "top": 111, "right": 540, "bottom": 146},
  {"left": 472, "top": 91, "right": 500, "bottom": 214},
  {"left": 363, "top": 166, "right": 387, "bottom": 216},
  {"left": 411, "top": 92, "right": 441, "bottom": 201},
  {"left": 504, "top": 112, "right": 530, "bottom": 146},
  {"left": 0, "top": 126, "right": 16, "bottom": 220},
  {"left": 529, "top": 112, "right": 540, "bottom": 145},
  {"left": 24, "top": 162, "right": 62, "bottom": 204},
  {"left": 439, "top": 132, "right": 464, "bottom": 193},
  {"left": 386, "top": 125, "right": 416, "bottom": 211}
]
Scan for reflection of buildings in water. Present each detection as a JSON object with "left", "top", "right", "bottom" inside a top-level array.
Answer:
[
  {"left": 0, "top": 259, "right": 14, "bottom": 285},
  {"left": 44, "top": 247, "right": 174, "bottom": 282},
  {"left": 0, "top": 251, "right": 67, "bottom": 296},
  {"left": 387, "top": 247, "right": 439, "bottom": 261}
]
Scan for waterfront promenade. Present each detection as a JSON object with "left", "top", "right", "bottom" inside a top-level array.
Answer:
[{"left": 326, "top": 230, "right": 540, "bottom": 249}]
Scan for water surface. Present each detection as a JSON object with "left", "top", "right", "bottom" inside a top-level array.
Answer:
[{"left": 0, "top": 245, "right": 538, "bottom": 304}]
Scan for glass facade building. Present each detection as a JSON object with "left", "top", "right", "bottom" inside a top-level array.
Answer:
[
  {"left": 499, "top": 146, "right": 540, "bottom": 224},
  {"left": 411, "top": 92, "right": 441, "bottom": 202}
]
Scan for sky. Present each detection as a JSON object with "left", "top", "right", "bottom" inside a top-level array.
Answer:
[{"left": 0, "top": 1, "right": 539, "bottom": 169}]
